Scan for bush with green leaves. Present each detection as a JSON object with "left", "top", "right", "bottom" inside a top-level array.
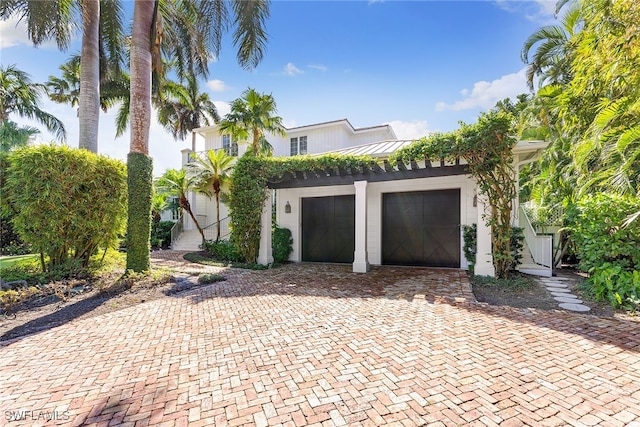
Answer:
[
  {"left": 3, "top": 145, "right": 127, "bottom": 271},
  {"left": 202, "top": 239, "right": 243, "bottom": 262},
  {"left": 151, "top": 221, "right": 175, "bottom": 249},
  {"left": 272, "top": 226, "right": 293, "bottom": 263},
  {"left": 568, "top": 193, "right": 640, "bottom": 309},
  {"left": 462, "top": 224, "right": 477, "bottom": 268}
]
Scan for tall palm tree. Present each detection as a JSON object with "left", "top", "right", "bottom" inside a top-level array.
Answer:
[
  {"left": 156, "top": 168, "right": 205, "bottom": 242},
  {"left": 157, "top": 75, "right": 219, "bottom": 149},
  {"left": 126, "top": 0, "right": 271, "bottom": 271},
  {"left": 0, "top": 64, "right": 66, "bottom": 140},
  {"left": 219, "top": 88, "right": 285, "bottom": 156},
  {"left": 1, "top": 0, "right": 125, "bottom": 153},
  {"left": 186, "top": 149, "right": 234, "bottom": 241},
  {"left": 520, "top": 1, "right": 582, "bottom": 91}
]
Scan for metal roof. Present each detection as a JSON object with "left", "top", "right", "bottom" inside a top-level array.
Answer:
[{"left": 322, "top": 139, "right": 416, "bottom": 158}]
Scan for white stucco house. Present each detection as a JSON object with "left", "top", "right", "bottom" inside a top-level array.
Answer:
[{"left": 173, "top": 118, "right": 551, "bottom": 278}]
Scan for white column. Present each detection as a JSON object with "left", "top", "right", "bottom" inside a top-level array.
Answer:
[
  {"left": 257, "top": 191, "right": 274, "bottom": 265},
  {"left": 353, "top": 180, "right": 370, "bottom": 273},
  {"left": 474, "top": 189, "right": 495, "bottom": 277}
]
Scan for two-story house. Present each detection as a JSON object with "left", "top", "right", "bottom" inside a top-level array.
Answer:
[{"left": 173, "top": 118, "right": 551, "bottom": 278}]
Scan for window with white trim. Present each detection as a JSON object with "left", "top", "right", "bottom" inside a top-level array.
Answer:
[
  {"left": 222, "top": 134, "right": 238, "bottom": 156},
  {"left": 290, "top": 136, "right": 308, "bottom": 156}
]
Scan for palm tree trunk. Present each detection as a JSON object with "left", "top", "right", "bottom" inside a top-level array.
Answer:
[
  {"left": 78, "top": 0, "right": 100, "bottom": 152},
  {"left": 180, "top": 197, "right": 205, "bottom": 242},
  {"left": 215, "top": 190, "right": 221, "bottom": 241},
  {"left": 126, "top": 0, "right": 155, "bottom": 272}
]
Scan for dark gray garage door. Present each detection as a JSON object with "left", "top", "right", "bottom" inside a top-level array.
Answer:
[
  {"left": 382, "top": 189, "right": 460, "bottom": 267},
  {"left": 302, "top": 195, "right": 355, "bottom": 263}
]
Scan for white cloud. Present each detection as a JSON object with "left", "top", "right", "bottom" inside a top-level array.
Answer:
[
  {"left": 386, "top": 120, "right": 431, "bottom": 140},
  {"left": 213, "top": 101, "right": 231, "bottom": 118},
  {"left": 308, "top": 64, "right": 327, "bottom": 72},
  {"left": 284, "top": 63, "right": 303, "bottom": 76},
  {"left": 206, "top": 79, "right": 227, "bottom": 92},
  {"left": 0, "top": 16, "right": 33, "bottom": 48},
  {"left": 436, "top": 68, "right": 528, "bottom": 112},
  {"left": 494, "top": 0, "right": 557, "bottom": 24}
]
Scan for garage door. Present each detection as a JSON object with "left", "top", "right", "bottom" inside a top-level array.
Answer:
[
  {"left": 383, "top": 189, "right": 460, "bottom": 267},
  {"left": 302, "top": 195, "right": 355, "bottom": 263}
]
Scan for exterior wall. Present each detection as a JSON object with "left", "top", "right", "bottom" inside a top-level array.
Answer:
[
  {"left": 197, "top": 121, "right": 395, "bottom": 159},
  {"left": 275, "top": 174, "right": 478, "bottom": 269}
]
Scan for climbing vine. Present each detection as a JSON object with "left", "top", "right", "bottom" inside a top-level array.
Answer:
[
  {"left": 390, "top": 110, "right": 518, "bottom": 279},
  {"left": 228, "top": 153, "right": 374, "bottom": 263}
]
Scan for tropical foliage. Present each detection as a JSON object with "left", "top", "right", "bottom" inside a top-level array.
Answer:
[
  {"left": 2, "top": 145, "right": 126, "bottom": 271},
  {"left": 521, "top": 0, "right": 640, "bottom": 308},
  {"left": 156, "top": 168, "right": 204, "bottom": 242},
  {"left": 0, "top": 64, "right": 66, "bottom": 141},
  {"left": 186, "top": 149, "right": 234, "bottom": 241},
  {"left": 219, "top": 88, "right": 285, "bottom": 156}
]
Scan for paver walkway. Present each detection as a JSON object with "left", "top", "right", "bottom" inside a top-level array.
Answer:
[{"left": 1, "top": 253, "right": 639, "bottom": 426}]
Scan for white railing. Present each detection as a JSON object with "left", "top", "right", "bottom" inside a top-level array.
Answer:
[
  {"left": 202, "top": 216, "right": 231, "bottom": 241},
  {"left": 170, "top": 215, "right": 184, "bottom": 249},
  {"left": 519, "top": 205, "right": 553, "bottom": 268}
]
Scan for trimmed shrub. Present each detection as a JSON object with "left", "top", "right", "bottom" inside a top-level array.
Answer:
[
  {"left": 126, "top": 152, "right": 153, "bottom": 272},
  {"left": 462, "top": 224, "right": 477, "bottom": 268},
  {"left": 568, "top": 193, "right": 640, "bottom": 309},
  {"left": 3, "top": 145, "right": 127, "bottom": 271},
  {"left": 272, "top": 226, "right": 293, "bottom": 263}
]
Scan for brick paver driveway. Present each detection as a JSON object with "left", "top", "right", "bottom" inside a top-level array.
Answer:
[{"left": 1, "top": 253, "right": 639, "bottom": 426}]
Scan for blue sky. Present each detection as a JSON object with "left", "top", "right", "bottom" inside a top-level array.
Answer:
[{"left": 0, "top": 0, "right": 556, "bottom": 174}]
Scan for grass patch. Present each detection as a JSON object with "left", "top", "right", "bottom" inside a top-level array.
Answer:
[
  {"left": 197, "top": 273, "right": 226, "bottom": 285},
  {"left": 471, "top": 273, "right": 535, "bottom": 290},
  {"left": 183, "top": 252, "right": 268, "bottom": 270},
  {"left": 0, "top": 254, "right": 38, "bottom": 269}
]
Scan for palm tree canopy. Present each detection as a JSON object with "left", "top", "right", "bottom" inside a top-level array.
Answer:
[
  {"left": 0, "top": 119, "right": 39, "bottom": 152},
  {"left": 520, "top": 1, "right": 583, "bottom": 91},
  {"left": 0, "top": 0, "right": 77, "bottom": 49},
  {"left": 218, "top": 87, "right": 285, "bottom": 156},
  {"left": 186, "top": 149, "right": 234, "bottom": 197},
  {"left": 156, "top": 168, "right": 196, "bottom": 201},
  {"left": 157, "top": 75, "right": 219, "bottom": 141},
  {"left": 0, "top": 64, "right": 66, "bottom": 140}
]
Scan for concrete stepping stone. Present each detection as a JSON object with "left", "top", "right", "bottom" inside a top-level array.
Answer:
[
  {"left": 559, "top": 302, "right": 591, "bottom": 312},
  {"left": 550, "top": 291, "right": 573, "bottom": 297},
  {"left": 554, "top": 296, "right": 583, "bottom": 304},
  {"left": 547, "top": 288, "right": 572, "bottom": 293},
  {"left": 545, "top": 283, "right": 569, "bottom": 288}
]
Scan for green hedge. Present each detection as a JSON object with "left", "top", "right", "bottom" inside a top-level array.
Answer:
[
  {"left": 3, "top": 145, "right": 127, "bottom": 270},
  {"left": 126, "top": 152, "right": 153, "bottom": 272}
]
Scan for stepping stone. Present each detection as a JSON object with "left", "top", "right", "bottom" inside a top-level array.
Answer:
[
  {"left": 545, "top": 283, "right": 568, "bottom": 288},
  {"left": 554, "top": 296, "right": 583, "bottom": 304},
  {"left": 550, "top": 291, "right": 573, "bottom": 297},
  {"left": 559, "top": 303, "right": 591, "bottom": 312},
  {"left": 547, "top": 288, "right": 572, "bottom": 293}
]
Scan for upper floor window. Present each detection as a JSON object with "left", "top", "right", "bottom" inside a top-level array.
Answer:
[
  {"left": 290, "top": 136, "right": 308, "bottom": 156},
  {"left": 222, "top": 134, "right": 238, "bottom": 156}
]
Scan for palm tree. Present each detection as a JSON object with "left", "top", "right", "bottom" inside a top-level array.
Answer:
[
  {"left": 219, "top": 88, "right": 285, "bottom": 156},
  {"left": 520, "top": 1, "right": 582, "bottom": 91},
  {"left": 1, "top": 0, "right": 125, "bottom": 153},
  {"left": 47, "top": 56, "right": 81, "bottom": 114},
  {"left": 156, "top": 168, "right": 205, "bottom": 242},
  {"left": 157, "top": 75, "right": 219, "bottom": 149},
  {"left": 186, "top": 149, "right": 234, "bottom": 241},
  {"left": 126, "top": 0, "right": 271, "bottom": 271},
  {"left": 0, "top": 64, "right": 66, "bottom": 140},
  {"left": 47, "top": 54, "right": 129, "bottom": 117},
  {"left": 0, "top": 120, "right": 39, "bottom": 152}
]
